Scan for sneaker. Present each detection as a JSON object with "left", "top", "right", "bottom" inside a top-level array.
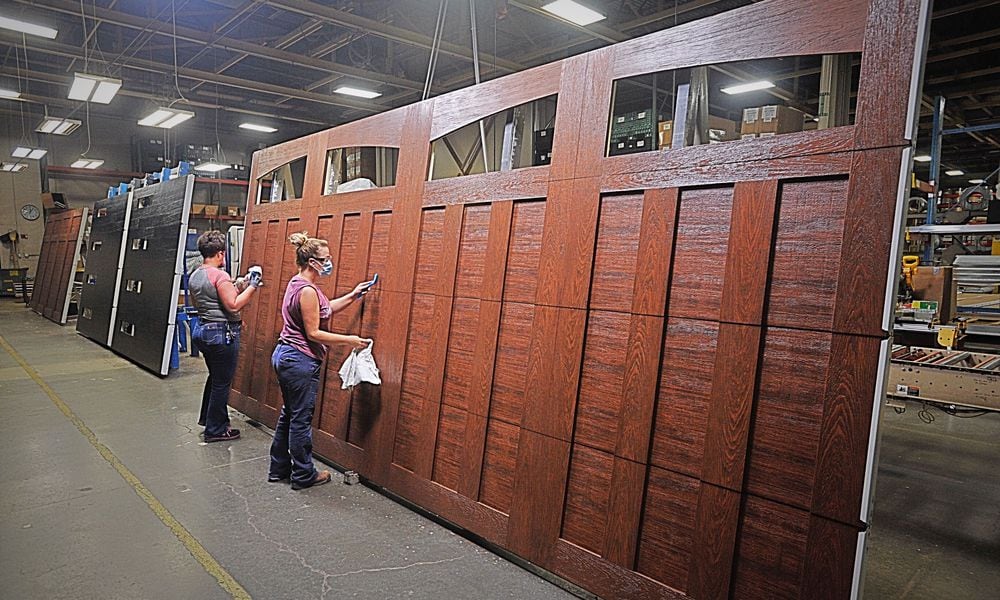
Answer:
[
  {"left": 205, "top": 428, "right": 241, "bottom": 443},
  {"left": 291, "top": 470, "right": 332, "bottom": 490},
  {"left": 267, "top": 474, "right": 290, "bottom": 484}
]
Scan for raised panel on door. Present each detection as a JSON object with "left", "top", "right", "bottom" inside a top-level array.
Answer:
[
  {"left": 413, "top": 208, "right": 446, "bottom": 295},
  {"left": 503, "top": 201, "right": 545, "bottom": 304},
  {"left": 635, "top": 465, "right": 700, "bottom": 592},
  {"left": 768, "top": 178, "right": 849, "bottom": 331},
  {"left": 489, "top": 302, "right": 534, "bottom": 425},
  {"left": 560, "top": 444, "right": 614, "bottom": 555},
  {"left": 454, "top": 204, "right": 492, "bottom": 298},
  {"left": 746, "top": 328, "right": 831, "bottom": 509},
  {"left": 667, "top": 187, "right": 734, "bottom": 321},
  {"left": 391, "top": 293, "right": 436, "bottom": 468},
  {"left": 590, "top": 193, "right": 643, "bottom": 312},
  {"left": 650, "top": 317, "right": 719, "bottom": 478},
  {"left": 478, "top": 418, "right": 520, "bottom": 515},
  {"left": 574, "top": 310, "right": 631, "bottom": 454},
  {"left": 431, "top": 403, "right": 467, "bottom": 491}
]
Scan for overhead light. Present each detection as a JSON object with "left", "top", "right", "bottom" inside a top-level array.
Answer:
[
  {"left": 239, "top": 123, "right": 277, "bottom": 133},
  {"left": 0, "top": 88, "right": 20, "bottom": 99},
  {"left": 36, "top": 116, "right": 82, "bottom": 135},
  {"left": 969, "top": 178, "right": 985, "bottom": 184},
  {"left": 193, "top": 162, "right": 227, "bottom": 173},
  {"left": 944, "top": 169, "right": 964, "bottom": 176},
  {"left": 721, "top": 80, "right": 776, "bottom": 95},
  {"left": 138, "top": 107, "right": 194, "bottom": 128},
  {"left": 68, "top": 73, "right": 122, "bottom": 103},
  {"left": 0, "top": 162, "right": 28, "bottom": 172},
  {"left": 0, "top": 16, "right": 58, "bottom": 39},
  {"left": 913, "top": 155, "right": 932, "bottom": 163},
  {"left": 12, "top": 146, "right": 47, "bottom": 160},
  {"left": 70, "top": 158, "right": 104, "bottom": 169},
  {"left": 333, "top": 86, "right": 381, "bottom": 99},
  {"left": 541, "top": 0, "right": 606, "bottom": 26}
]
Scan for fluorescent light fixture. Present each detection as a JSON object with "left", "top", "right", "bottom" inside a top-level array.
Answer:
[
  {"left": 944, "top": 169, "right": 964, "bottom": 176},
  {"left": 194, "top": 162, "right": 228, "bottom": 173},
  {"left": 969, "top": 178, "right": 985, "bottom": 184},
  {"left": 0, "top": 162, "right": 28, "bottom": 172},
  {"left": 239, "top": 123, "right": 277, "bottom": 133},
  {"left": 0, "top": 88, "right": 20, "bottom": 99},
  {"left": 12, "top": 146, "right": 46, "bottom": 159},
  {"left": 70, "top": 158, "right": 104, "bottom": 169},
  {"left": 333, "top": 86, "right": 381, "bottom": 99},
  {"left": 36, "top": 116, "right": 82, "bottom": 135},
  {"left": 0, "top": 16, "right": 58, "bottom": 39},
  {"left": 913, "top": 155, "right": 932, "bottom": 163},
  {"left": 68, "top": 73, "right": 122, "bottom": 103},
  {"left": 721, "top": 80, "right": 776, "bottom": 95},
  {"left": 542, "top": 0, "right": 606, "bottom": 26},
  {"left": 137, "top": 107, "right": 194, "bottom": 128}
]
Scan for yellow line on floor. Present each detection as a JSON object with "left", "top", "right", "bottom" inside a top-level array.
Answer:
[{"left": 0, "top": 334, "right": 251, "bottom": 600}]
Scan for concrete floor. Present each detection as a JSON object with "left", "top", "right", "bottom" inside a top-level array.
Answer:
[
  {"left": 1, "top": 300, "right": 997, "bottom": 599},
  {"left": 863, "top": 407, "right": 1000, "bottom": 600},
  {"left": 0, "top": 302, "right": 579, "bottom": 600}
]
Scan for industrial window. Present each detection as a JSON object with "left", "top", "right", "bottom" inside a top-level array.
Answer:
[
  {"left": 322, "top": 146, "right": 399, "bottom": 195},
  {"left": 429, "top": 95, "right": 557, "bottom": 181},
  {"left": 256, "top": 156, "right": 307, "bottom": 204},
  {"left": 607, "top": 53, "right": 861, "bottom": 156}
]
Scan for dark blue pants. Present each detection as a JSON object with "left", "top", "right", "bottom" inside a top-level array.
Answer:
[
  {"left": 192, "top": 321, "right": 240, "bottom": 437},
  {"left": 269, "top": 343, "right": 322, "bottom": 486}
]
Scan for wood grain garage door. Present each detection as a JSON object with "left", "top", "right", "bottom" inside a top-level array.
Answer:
[{"left": 230, "top": 1, "right": 928, "bottom": 597}]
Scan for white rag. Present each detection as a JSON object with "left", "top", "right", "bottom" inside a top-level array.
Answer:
[{"left": 339, "top": 341, "right": 381, "bottom": 389}]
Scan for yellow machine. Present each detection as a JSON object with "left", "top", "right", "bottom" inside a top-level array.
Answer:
[{"left": 899, "top": 254, "right": 920, "bottom": 301}]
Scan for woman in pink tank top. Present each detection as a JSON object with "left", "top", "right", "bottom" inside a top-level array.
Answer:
[{"left": 269, "top": 232, "right": 374, "bottom": 490}]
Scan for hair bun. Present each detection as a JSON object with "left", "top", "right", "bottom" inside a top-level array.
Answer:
[{"left": 289, "top": 231, "right": 309, "bottom": 248}]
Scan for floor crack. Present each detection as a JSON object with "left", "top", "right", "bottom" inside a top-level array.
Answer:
[
  {"left": 214, "top": 475, "right": 337, "bottom": 598},
  {"left": 325, "top": 556, "right": 465, "bottom": 580}
]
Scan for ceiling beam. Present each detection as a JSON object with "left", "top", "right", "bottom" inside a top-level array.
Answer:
[
  {"left": 266, "top": 0, "right": 526, "bottom": 73},
  {"left": 618, "top": 0, "right": 731, "bottom": 31},
  {"left": 1, "top": 32, "right": 387, "bottom": 113},
  {"left": 931, "top": 26, "right": 1000, "bottom": 49},
  {"left": 925, "top": 65, "right": 1000, "bottom": 85},
  {"left": 13, "top": 0, "right": 425, "bottom": 93},
  {"left": 187, "top": 17, "right": 325, "bottom": 94},
  {"left": 926, "top": 40, "right": 1000, "bottom": 64},
  {"left": 932, "top": 0, "right": 1000, "bottom": 19},
  {"left": 0, "top": 67, "right": 332, "bottom": 126}
]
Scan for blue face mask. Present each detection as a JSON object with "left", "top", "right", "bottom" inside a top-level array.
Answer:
[{"left": 311, "top": 257, "right": 333, "bottom": 276}]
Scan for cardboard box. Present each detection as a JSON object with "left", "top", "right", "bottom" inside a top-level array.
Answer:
[
  {"left": 190, "top": 203, "right": 207, "bottom": 215},
  {"left": 912, "top": 266, "right": 956, "bottom": 322},
  {"left": 741, "top": 105, "right": 805, "bottom": 136},
  {"left": 741, "top": 107, "right": 761, "bottom": 135},
  {"left": 707, "top": 115, "right": 738, "bottom": 143},
  {"left": 658, "top": 121, "right": 673, "bottom": 149},
  {"left": 203, "top": 205, "right": 220, "bottom": 216},
  {"left": 226, "top": 206, "right": 241, "bottom": 217}
]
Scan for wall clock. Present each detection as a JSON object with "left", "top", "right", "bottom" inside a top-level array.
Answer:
[{"left": 20, "top": 204, "right": 40, "bottom": 221}]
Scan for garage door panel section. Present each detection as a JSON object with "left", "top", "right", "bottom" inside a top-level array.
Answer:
[
  {"left": 111, "top": 176, "right": 192, "bottom": 375},
  {"left": 31, "top": 208, "right": 87, "bottom": 325},
  {"left": 78, "top": 198, "right": 129, "bottom": 344}
]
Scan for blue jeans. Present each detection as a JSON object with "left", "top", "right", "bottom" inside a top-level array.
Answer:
[
  {"left": 269, "top": 343, "right": 322, "bottom": 486},
  {"left": 192, "top": 321, "right": 241, "bottom": 437}
]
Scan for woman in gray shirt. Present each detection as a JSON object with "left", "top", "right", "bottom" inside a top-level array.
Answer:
[{"left": 189, "top": 230, "right": 261, "bottom": 442}]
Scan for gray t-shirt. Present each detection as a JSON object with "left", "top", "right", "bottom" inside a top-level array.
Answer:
[{"left": 189, "top": 265, "right": 240, "bottom": 323}]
